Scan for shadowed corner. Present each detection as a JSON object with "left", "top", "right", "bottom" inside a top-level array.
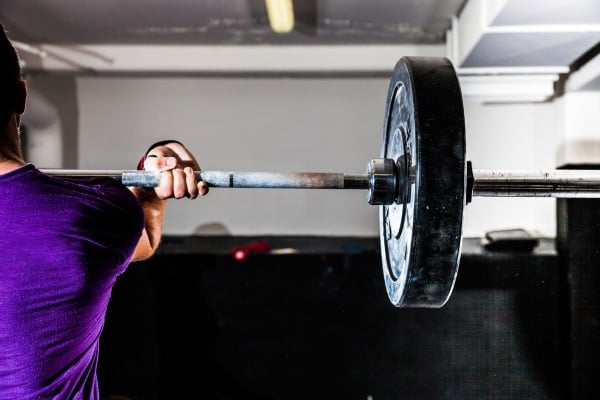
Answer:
[{"left": 193, "top": 221, "right": 231, "bottom": 236}]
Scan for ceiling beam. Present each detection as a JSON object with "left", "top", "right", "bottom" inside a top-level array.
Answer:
[{"left": 18, "top": 44, "right": 445, "bottom": 77}]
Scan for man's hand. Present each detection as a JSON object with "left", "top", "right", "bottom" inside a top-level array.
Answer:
[
  {"left": 130, "top": 140, "right": 208, "bottom": 262},
  {"left": 142, "top": 141, "right": 209, "bottom": 199}
]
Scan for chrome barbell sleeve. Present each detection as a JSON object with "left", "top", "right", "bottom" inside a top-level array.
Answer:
[{"left": 472, "top": 169, "right": 600, "bottom": 198}]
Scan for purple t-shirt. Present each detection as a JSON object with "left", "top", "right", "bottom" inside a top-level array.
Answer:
[{"left": 0, "top": 164, "right": 145, "bottom": 399}]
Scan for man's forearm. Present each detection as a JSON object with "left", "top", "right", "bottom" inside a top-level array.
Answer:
[{"left": 130, "top": 188, "right": 167, "bottom": 261}]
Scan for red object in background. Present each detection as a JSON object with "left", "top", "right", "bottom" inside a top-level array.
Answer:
[{"left": 232, "top": 240, "right": 271, "bottom": 262}]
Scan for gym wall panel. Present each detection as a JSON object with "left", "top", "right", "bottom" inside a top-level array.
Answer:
[{"left": 72, "top": 76, "right": 563, "bottom": 237}]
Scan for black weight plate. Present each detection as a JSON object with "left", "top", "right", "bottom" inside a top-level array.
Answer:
[{"left": 379, "top": 56, "right": 466, "bottom": 308}]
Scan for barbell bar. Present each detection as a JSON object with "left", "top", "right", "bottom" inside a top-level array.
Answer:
[
  {"left": 40, "top": 166, "right": 600, "bottom": 198},
  {"left": 39, "top": 169, "right": 371, "bottom": 191},
  {"left": 38, "top": 56, "right": 600, "bottom": 309}
]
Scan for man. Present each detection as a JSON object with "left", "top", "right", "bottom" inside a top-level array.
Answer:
[{"left": 0, "top": 24, "right": 208, "bottom": 398}]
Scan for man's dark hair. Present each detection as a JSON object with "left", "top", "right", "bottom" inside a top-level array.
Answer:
[{"left": 0, "top": 24, "right": 22, "bottom": 135}]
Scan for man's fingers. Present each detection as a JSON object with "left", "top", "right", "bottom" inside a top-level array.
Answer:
[
  {"left": 198, "top": 180, "right": 209, "bottom": 196},
  {"left": 154, "top": 171, "right": 174, "bottom": 199},
  {"left": 158, "top": 157, "right": 177, "bottom": 171},
  {"left": 184, "top": 167, "right": 199, "bottom": 199},
  {"left": 156, "top": 169, "right": 203, "bottom": 199},
  {"left": 149, "top": 156, "right": 208, "bottom": 200},
  {"left": 172, "top": 169, "right": 187, "bottom": 199}
]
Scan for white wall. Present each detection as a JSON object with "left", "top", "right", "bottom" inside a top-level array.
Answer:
[
  {"left": 463, "top": 100, "right": 562, "bottom": 238},
  {"left": 77, "top": 77, "right": 384, "bottom": 236},
  {"left": 63, "top": 76, "right": 565, "bottom": 238}
]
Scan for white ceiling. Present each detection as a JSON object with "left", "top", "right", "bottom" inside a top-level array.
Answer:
[
  {"left": 1, "top": 0, "right": 600, "bottom": 101},
  {"left": 0, "top": 0, "right": 466, "bottom": 45}
]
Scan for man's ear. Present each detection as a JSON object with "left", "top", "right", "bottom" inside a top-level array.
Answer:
[{"left": 14, "top": 80, "right": 26, "bottom": 115}]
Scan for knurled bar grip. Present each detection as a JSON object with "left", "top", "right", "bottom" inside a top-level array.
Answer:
[
  {"left": 473, "top": 169, "right": 600, "bottom": 197},
  {"left": 41, "top": 167, "right": 600, "bottom": 198},
  {"left": 41, "top": 169, "right": 371, "bottom": 190}
]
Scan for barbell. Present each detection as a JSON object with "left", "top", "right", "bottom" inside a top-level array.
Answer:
[{"left": 41, "top": 56, "right": 600, "bottom": 309}]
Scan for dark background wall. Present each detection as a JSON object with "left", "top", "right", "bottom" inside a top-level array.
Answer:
[{"left": 98, "top": 237, "right": 567, "bottom": 400}]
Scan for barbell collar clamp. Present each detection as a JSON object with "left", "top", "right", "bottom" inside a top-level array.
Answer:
[{"left": 367, "top": 158, "right": 398, "bottom": 205}]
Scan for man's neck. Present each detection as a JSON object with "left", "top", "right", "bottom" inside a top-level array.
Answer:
[{"left": 0, "top": 156, "right": 26, "bottom": 175}]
